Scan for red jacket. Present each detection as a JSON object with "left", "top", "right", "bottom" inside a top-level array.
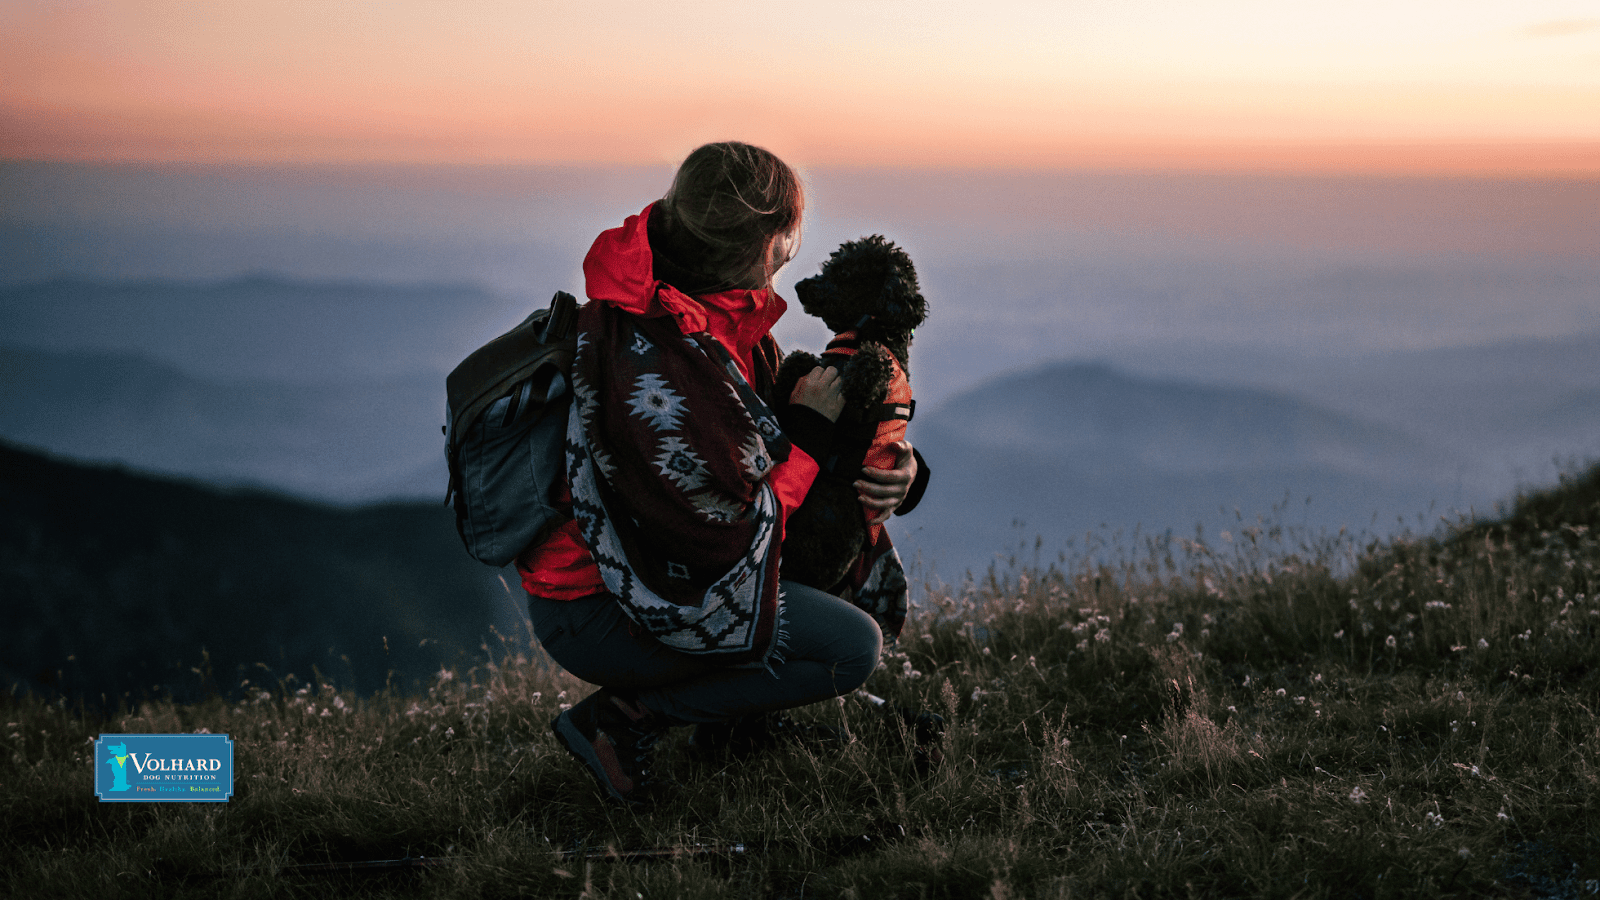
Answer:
[{"left": 516, "top": 204, "right": 820, "bottom": 600}]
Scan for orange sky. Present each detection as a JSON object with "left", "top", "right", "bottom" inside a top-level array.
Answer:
[{"left": 3, "top": 1, "right": 1599, "bottom": 175}]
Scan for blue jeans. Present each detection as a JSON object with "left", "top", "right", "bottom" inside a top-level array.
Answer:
[{"left": 528, "top": 580, "right": 883, "bottom": 725}]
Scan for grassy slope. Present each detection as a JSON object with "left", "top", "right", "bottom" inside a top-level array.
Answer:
[{"left": 4, "top": 465, "right": 1599, "bottom": 898}]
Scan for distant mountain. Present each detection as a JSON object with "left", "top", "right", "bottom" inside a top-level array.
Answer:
[
  {"left": 0, "top": 345, "right": 445, "bottom": 503},
  {"left": 923, "top": 361, "right": 1462, "bottom": 481},
  {"left": 0, "top": 442, "right": 525, "bottom": 703},
  {"left": 894, "top": 362, "right": 1480, "bottom": 580},
  {"left": 1110, "top": 330, "right": 1600, "bottom": 496},
  {"left": 0, "top": 275, "right": 529, "bottom": 384}
]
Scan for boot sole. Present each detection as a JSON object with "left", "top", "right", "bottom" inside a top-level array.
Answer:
[{"left": 551, "top": 710, "right": 640, "bottom": 807}]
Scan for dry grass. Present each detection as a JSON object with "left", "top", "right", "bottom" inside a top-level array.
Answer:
[{"left": 5, "top": 465, "right": 1600, "bottom": 898}]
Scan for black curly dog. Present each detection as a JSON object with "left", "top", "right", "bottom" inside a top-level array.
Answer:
[{"left": 774, "top": 235, "right": 928, "bottom": 592}]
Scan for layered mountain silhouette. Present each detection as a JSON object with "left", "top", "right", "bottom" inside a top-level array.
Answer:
[
  {"left": 0, "top": 345, "right": 445, "bottom": 503},
  {"left": 900, "top": 362, "right": 1479, "bottom": 579},
  {"left": 0, "top": 275, "right": 523, "bottom": 383},
  {"left": 4, "top": 274, "right": 1595, "bottom": 604}
]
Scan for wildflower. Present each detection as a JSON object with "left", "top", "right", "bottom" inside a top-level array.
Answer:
[
  {"left": 1076, "top": 640, "right": 1089, "bottom": 652},
  {"left": 1276, "top": 688, "right": 1287, "bottom": 697},
  {"left": 1424, "top": 811, "right": 1444, "bottom": 829},
  {"left": 1349, "top": 786, "right": 1368, "bottom": 803},
  {"left": 1334, "top": 629, "right": 1345, "bottom": 639},
  {"left": 1425, "top": 600, "right": 1452, "bottom": 611},
  {"left": 1385, "top": 634, "right": 1397, "bottom": 649},
  {"left": 437, "top": 668, "right": 454, "bottom": 683},
  {"left": 1095, "top": 629, "right": 1111, "bottom": 643},
  {"left": 1458, "top": 847, "right": 1471, "bottom": 859},
  {"left": 1478, "top": 638, "right": 1490, "bottom": 650}
]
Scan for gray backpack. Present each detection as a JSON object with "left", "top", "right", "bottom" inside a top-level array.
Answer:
[{"left": 444, "top": 291, "right": 579, "bottom": 567}]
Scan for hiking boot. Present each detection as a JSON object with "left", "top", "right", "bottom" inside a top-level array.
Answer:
[{"left": 551, "top": 689, "right": 665, "bottom": 806}]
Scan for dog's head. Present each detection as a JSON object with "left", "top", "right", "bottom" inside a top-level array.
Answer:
[{"left": 794, "top": 235, "right": 926, "bottom": 338}]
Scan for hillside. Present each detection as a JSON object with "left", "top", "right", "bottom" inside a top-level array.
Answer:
[
  {"left": 5, "top": 456, "right": 1597, "bottom": 897},
  {"left": 0, "top": 442, "right": 521, "bottom": 702}
]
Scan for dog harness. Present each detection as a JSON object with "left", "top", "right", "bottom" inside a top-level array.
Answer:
[{"left": 818, "top": 330, "right": 915, "bottom": 477}]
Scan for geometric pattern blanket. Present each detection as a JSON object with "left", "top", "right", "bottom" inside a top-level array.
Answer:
[{"left": 566, "top": 300, "right": 792, "bottom": 666}]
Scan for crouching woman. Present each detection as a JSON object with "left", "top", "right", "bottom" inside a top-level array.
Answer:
[{"left": 514, "top": 142, "right": 926, "bottom": 805}]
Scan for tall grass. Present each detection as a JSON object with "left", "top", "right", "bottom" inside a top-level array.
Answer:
[{"left": 5, "top": 465, "right": 1600, "bottom": 898}]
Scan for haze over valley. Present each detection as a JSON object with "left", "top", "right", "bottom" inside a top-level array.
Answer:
[{"left": 4, "top": 162, "right": 1597, "bottom": 583}]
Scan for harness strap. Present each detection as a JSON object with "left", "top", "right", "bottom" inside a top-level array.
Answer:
[
  {"left": 873, "top": 399, "right": 914, "bottom": 423},
  {"left": 825, "top": 333, "right": 861, "bottom": 354}
]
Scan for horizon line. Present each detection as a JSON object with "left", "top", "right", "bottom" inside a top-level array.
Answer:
[{"left": 5, "top": 140, "right": 1598, "bottom": 181}]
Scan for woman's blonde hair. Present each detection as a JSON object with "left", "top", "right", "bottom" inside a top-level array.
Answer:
[{"left": 660, "top": 142, "right": 804, "bottom": 291}]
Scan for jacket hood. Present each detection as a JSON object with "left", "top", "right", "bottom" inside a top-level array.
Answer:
[{"left": 583, "top": 203, "right": 787, "bottom": 370}]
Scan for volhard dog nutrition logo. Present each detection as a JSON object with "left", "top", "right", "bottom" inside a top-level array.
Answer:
[{"left": 94, "top": 734, "right": 234, "bottom": 803}]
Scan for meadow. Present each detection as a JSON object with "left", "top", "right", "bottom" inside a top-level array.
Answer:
[{"left": 5, "top": 463, "right": 1600, "bottom": 899}]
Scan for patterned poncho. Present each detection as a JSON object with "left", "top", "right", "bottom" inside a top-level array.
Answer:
[{"left": 565, "top": 298, "right": 794, "bottom": 665}]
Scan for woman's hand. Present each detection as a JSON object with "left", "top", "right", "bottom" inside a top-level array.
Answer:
[
  {"left": 856, "top": 440, "right": 917, "bottom": 525},
  {"left": 790, "top": 366, "right": 845, "bottom": 422}
]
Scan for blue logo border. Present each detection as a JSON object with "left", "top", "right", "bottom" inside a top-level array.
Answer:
[{"left": 95, "top": 733, "right": 235, "bottom": 803}]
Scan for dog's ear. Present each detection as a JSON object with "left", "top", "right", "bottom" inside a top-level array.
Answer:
[
  {"left": 865, "top": 237, "right": 926, "bottom": 334},
  {"left": 840, "top": 342, "right": 895, "bottom": 411}
]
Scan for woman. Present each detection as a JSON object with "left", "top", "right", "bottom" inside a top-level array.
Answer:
[{"left": 515, "top": 142, "right": 926, "bottom": 805}]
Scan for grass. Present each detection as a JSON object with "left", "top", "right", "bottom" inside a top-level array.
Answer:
[{"left": 5, "top": 464, "right": 1600, "bottom": 898}]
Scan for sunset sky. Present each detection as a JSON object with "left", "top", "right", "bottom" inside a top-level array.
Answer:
[{"left": 3, "top": 0, "right": 1598, "bottom": 174}]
